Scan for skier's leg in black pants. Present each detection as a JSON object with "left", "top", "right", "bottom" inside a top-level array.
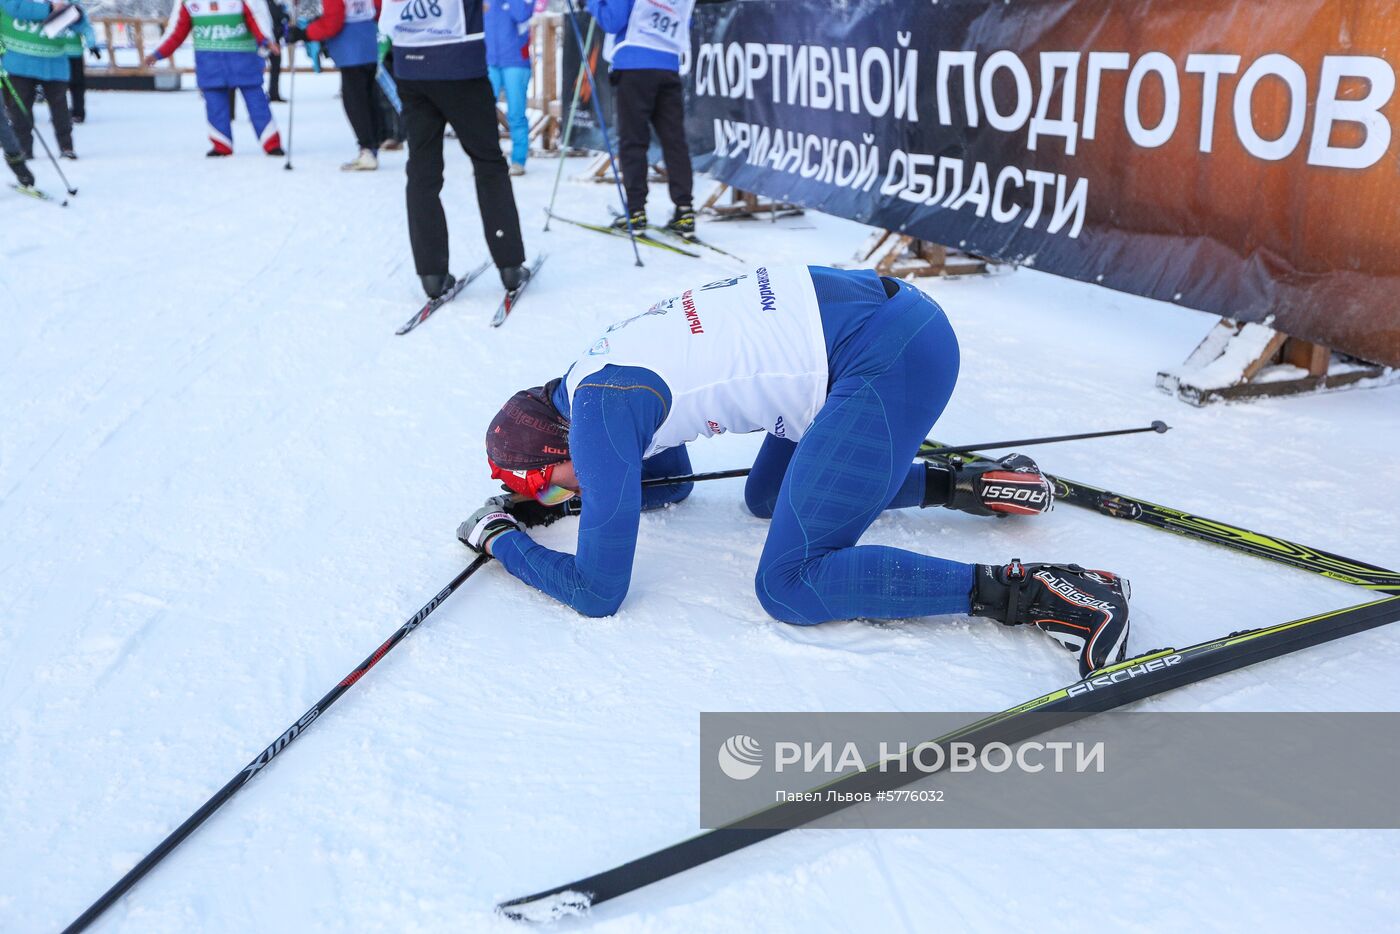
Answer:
[
  {"left": 436, "top": 77, "right": 525, "bottom": 272},
  {"left": 612, "top": 69, "right": 658, "bottom": 216},
  {"left": 268, "top": 48, "right": 283, "bottom": 101},
  {"left": 400, "top": 79, "right": 452, "bottom": 276},
  {"left": 340, "top": 63, "right": 379, "bottom": 152},
  {"left": 42, "top": 80, "right": 74, "bottom": 151},
  {"left": 650, "top": 71, "right": 692, "bottom": 210},
  {"left": 4, "top": 75, "right": 39, "bottom": 157},
  {"left": 69, "top": 56, "right": 87, "bottom": 121}
]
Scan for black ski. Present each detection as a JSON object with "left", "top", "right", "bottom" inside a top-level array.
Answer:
[
  {"left": 490, "top": 253, "right": 548, "bottom": 328},
  {"left": 394, "top": 259, "right": 492, "bottom": 335},
  {"left": 9, "top": 182, "right": 66, "bottom": 206},
  {"left": 498, "top": 594, "right": 1400, "bottom": 922},
  {"left": 918, "top": 444, "right": 1400, "bottom": 595},
  {"left": 544, "top": 210, "right": 700, "bottom": 258}
]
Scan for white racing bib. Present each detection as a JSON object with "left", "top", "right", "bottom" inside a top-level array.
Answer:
[
  {"left": 381, "top": 0, "right": 468, "bottom": 47},
  {"left": 608, "top": 0, "right": 693, "bottom": 59},
  {"left": 566, "top": 265, "right": 829, "bottom": 459},
  {"left": 345, "top": 0, "right": 377, "bottom": 23}
]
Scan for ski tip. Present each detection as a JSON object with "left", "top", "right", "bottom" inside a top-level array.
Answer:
[
  {"left": 1151, "top": 420, "right": 1170, "bottom": 433},
  {"left": 496, "top": 890, "right": 593, "bottom": 923}
]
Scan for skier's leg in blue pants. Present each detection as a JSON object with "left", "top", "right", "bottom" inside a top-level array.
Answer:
[
  {"left": 240, "top": 84, "right": 281, "bottom": 153},
  {"left": 752, "top": 293, "right": 973, "bottom": 624}
]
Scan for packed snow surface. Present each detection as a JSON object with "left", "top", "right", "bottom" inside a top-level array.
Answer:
[{"left": 3, "top": 78, "right": 1399, "bottom": 933}]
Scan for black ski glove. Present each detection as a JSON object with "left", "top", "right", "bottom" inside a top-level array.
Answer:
[
  {"left": 89, "top": 47, "right": 101, "bottom": 61},
  {"left": 285, "top": 24, "right": 307, "bottom": 43}
]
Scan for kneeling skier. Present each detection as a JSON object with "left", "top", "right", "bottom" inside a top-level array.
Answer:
[{"left": 460, "top": 265, "right": 1130, "bottom": 677}]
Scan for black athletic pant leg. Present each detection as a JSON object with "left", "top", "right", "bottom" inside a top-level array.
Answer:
[
  {"left": 651, "top": 71, "right": 692, "bottom": 209},
  {"left": 69, "top": 56, "right": 86, "bottom": 120},
  {"left": 4, "top": 76, "right": 35, "bottom": 157},
  {"left": 340, "top": 63, "right": 379, "bottom": 152},
  {"left": 436, "top": 76, "right": 525, "bottom": 269},
  {"left": 268, "top": 49, "right": 283, "bottom": 100},
  {"left": 613, "top": 69, "right": 659, "bottom": 215},
  {"left": 401, "top": 78, "right": 452, "bottom": 276},
  {"left": 44, "top": 80, "right": 74, "bottom": 150}
]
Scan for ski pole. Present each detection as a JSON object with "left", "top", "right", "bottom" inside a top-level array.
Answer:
[
  {"left": 283, "top": 24, "right": 297, "bottom": 170},
  {"left": 640, "top": 422, "right": 1170, "bottom": 488},
  {"left": 920, "top": 420, "right": 1169, "bottom": 459},
  {"left": 561, "top": 0, "right": 643, "bottom": 266},
  {"left": 1, "top": 72, "right": 78, "bottom": 196},
  {"left": 543, "top": 15, "right": 597, "bottom": 232},
  {"left": 61, "top": 554, "right": 492, "bottom": 934}
]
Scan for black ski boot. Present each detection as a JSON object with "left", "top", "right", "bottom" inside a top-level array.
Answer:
[
  {"left": 611, "top": 208, "right": 647, "bottom": 232},
  {"left": 500, "top": 263, "right": 531, "bottom": 292},
  {"left": 5, "top": 153, "right": 35, "bottom": 188},
  {"left": 665, "top": 204, "right": 696, "bottom": 238},
  {"left": 970, "top": 560, "right": 1130, "bottom": 677},
  {"left": 206, "top": 148, "right": 231, "bottom": 158},
  {"left": 420, "top": 272, "right": 457, "bottom": 300}
]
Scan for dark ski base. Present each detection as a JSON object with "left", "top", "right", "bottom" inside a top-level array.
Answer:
[
  {"left": 9, "top": 182, "right": 66, "bottom": 206},
  {"left": 491, "top": 254, "right": 548, "bottom": 328},
  {"left": 497, "top": 594, "right": 1400, "bottom": 922},
  {"left": 544, "top": 210, "right": 700, "bottom": 258},
  {"left": 395, "top": 260, "right": 493, "bottom": 335}
]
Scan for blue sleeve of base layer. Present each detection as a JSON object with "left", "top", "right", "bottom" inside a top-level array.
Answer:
[
  {"left": 585, "top": 0, "right": 632, "bottom": 34},
  {"left": 491, "top": 365, "right": 688, "bottom": 617}
]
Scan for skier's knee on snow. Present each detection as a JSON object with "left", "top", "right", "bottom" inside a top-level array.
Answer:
[
  {"left": 645, "top": 478, "right": 692, "bottom": 509},
  {"left": 745, "top": 483, "right": 778, "bottom": 520},
  {"left": 744, "top": 434, "right": 798, "bottom": 519},
  {"left": 753, "top": 558, "right": 836, "bottom": 626},
  {"left": 571, "top": 589, "right": 627, "bottom": 619}
]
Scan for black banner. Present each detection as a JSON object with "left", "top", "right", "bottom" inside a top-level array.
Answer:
[{"left": 677, "top": 0, "right": 1400, "bottom": 366}]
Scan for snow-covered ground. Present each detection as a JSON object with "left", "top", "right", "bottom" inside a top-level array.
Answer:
[{"left": 3, "top": 77, "right": 1399, "bottom": 933}]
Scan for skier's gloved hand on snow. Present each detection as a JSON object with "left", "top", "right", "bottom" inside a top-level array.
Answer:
[
  {"left": 922, "top": 453, "right": 1053, "bottom": 517},
  {"left": 970, "top": 560, "right": 1131, "bottom": 677},
  {"left": 493, "top": 489, "right": 581, "bottom": 528},
  {"left": 458, "top": 501, "right": 522, "bottom": 556}
]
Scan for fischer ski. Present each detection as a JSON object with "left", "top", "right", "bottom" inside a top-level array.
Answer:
[
  {"left": 918, "top": 443, "right": 1400, "bottom": 594},
  {"left": 395, "top": 259, "right": 492, "bottom": 335},
  {"left": 491, "top": 253, "right": 548, "bottom": 328},
  {"left": 497, "top": 594, "right": 1400, "bottom": 922},
  {"left": 544, "top": 210, "right": 701, "bottom": 258},
  {"left": 9, "top": 182, "right": 66, "bottom": 206}
]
